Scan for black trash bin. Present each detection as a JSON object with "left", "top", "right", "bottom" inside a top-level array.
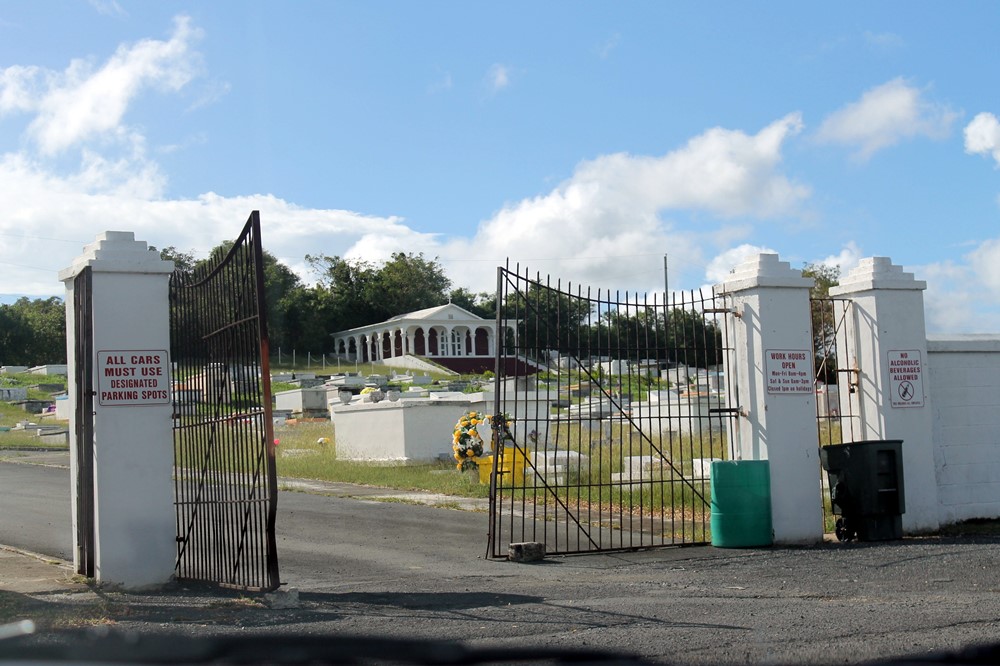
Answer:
[{"left": 820, "top": 440, "right": 905, "bottom": 542}]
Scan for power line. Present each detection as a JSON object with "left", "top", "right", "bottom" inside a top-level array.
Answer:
[
  {"left": 0, "top": 261, "right": 58, "bottom": 273},
  {"left": 0, "top": 231, "right": 85, "bottom": 244}
]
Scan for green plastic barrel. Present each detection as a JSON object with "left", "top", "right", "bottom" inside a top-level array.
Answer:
[{"left": 710, "top": 460, "right": 773, "bottom": 547}]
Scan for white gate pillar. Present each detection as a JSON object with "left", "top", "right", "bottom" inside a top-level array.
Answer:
[
  {"left": 60, "top": 232, "right": 176, "bottom": 588},
  {"left": 830, "top": 257, "right": 939, "bottom": 534},
  {"left": 718, "top": 254, "right": 823, "bottom": 544}
]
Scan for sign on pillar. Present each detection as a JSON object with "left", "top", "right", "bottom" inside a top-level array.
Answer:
[
  {"left": 887, "top": 349, "right": 924, "bottom": 408},
  {"left": 97, "top": 351, "right": 170, "bottom": 405},
  {"left": 765, "top": 349, "right": 813, "bottom": 394}
]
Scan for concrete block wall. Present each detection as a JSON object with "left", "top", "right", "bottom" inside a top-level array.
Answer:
[{"left": 927, "top": 335, "right": 1000, "bottom": 524}]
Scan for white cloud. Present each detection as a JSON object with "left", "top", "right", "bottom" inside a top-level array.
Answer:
[
  {"left": 487, "top": 64, "right": 510, "bottom": 92},
  {"left": 12, "top": 15, "right": 202, "bottom": 155},
  {"left": 817, "top": 241, "right": 863, "bottom": 275},
  {"left": 0, "top": 18, "right": 811, "bottom": 311},
  {"left": 427, "top": 72, "right": 453, "bottom": 95},
  {"left": 704, "top": 244, "right": 777, "bottom": 284},
  {"left": 967, "top": 238, "right": 1000, "bottom": 294},
  {"left": 918, "top": 239, "right": 1000, "bottom": 333},
  {"left": 598, "top": 33, "right": 621, "bottom": 59},
  {"left": 864, "top": 31, "right": 904, "bottom": 50},
  {"left": 439, "top": 114, "right": 809, "bottom": 293},
  {"left": 964, "top": 112, "right": 1000, "bottom": 166},
  {"left": 0, "top": 65, "right": 44, "bottom": 113},
  {"left": 89, "top": 0, "right": 126, "bottom": 16},
  {"left": 816, "top": 78, "right": 958, "bottom": 160},
  {"left": 0, "top": 152, "right": 410, "bottom": 294}
]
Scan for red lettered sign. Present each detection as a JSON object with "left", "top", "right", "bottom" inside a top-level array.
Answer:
[{"left": 97, "top": 350, "right": 171, "bottom": 406}]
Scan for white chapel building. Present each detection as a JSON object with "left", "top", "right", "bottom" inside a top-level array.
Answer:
[{"left": 331, "top": 303, "right": 505, "bottom": 374}]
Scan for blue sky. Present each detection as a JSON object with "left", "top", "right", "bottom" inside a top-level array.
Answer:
[{"left": 3, "top": 2, "right": 1000, "bottom": 332}]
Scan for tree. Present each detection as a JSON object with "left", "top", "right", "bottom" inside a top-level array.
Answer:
[
  {"left": 306, "top": 254, "right": 380, "bottom": 332},
  {"left": 502, "top": 283, "right": 594, "bottom": 358},
  {"left": 802, "top": 263, "right": 841, "bottom": 384},
  {"left": 369, "top": 253, "right": 451, "bottom": 319},
  {"left": 448, "top": 288, "right": 495, "bottom": 319},
  {"left": 177, "top": 240, "right": 305, "bottom": 355},
  {"left": 153, "top": 246, "right": 197, "bottom": 273},
  {"left": 306, "top": 252, "right": 453, "bottom": 332},
  {"left": 0, "top": 297, "right": 67, "bottom": 365},
  {"left": 590, "top": 306, "right": 722, "bottom": 368}
]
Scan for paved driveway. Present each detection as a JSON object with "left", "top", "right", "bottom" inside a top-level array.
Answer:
[{"left": 3, "top": 452, "right": 1000, "bottom": 664}]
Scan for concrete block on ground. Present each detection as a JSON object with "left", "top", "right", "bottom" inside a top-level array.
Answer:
[{"left": 508, "top": 541, "right": 545, "bottom": 562}]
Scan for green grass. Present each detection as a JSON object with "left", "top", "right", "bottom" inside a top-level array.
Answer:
[
  {"left": 273, "top": 422, "right": 490, "bottom": 498},
  {"left": 0, "top": 402, "right": 68, "bottom": 450}
]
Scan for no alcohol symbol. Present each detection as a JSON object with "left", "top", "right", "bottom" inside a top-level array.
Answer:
[{"left": 898, "top": 381, "right": 915, "bottom": 401}]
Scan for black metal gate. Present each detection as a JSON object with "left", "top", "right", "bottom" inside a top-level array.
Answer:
[
  {"left": 72, "top": 266, "right": 95, "bottom": 578},
  {"left": 811, "top": 295, "right": 861, "bottom": 532},
  {"left": 488, "top": 267, "right": 739, "bottom": 557},
  {"left": 169, "top": 211, "right": 279, "bottom": 591},
  {"left": 812, "top": 296, "right": 861, "bottom": 446}
]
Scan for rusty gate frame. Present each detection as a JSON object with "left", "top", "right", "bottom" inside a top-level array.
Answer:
[
  {"left": 169, "top": 211, "right": 279, "bottom": 591},
  {"left": 487, "top": 266, "right": 740, "bottom": 557}
]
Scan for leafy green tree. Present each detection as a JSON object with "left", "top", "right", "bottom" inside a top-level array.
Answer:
[
  {"left": 448, "top": 287, "right": 495, "bottom": 319},
  {"left": 176, "top": 240, "right": 304, "bottom": 355},
  {"left": 803, "top": 263, "right": 841, "bottom": 384},
  {"left": 0, "top": 297, "right": 67, "bottom": 365},
  {"left": 306, "top": 252, "right": 453, "bottom": 333},
  {"left": 369, "top": 253, "right": 451, "bottom": 319},
  {"left": 590, "top": 306, "right": 722, "bottom": 369},
  {"left": 306, "top": 254, "right": 380, "bottom": 332},
  {"left": 502, "top": 283, "right": 595, "bottom": 358},
  {"left": 153, "top": 246, "right": 197, "bottom": 273}
]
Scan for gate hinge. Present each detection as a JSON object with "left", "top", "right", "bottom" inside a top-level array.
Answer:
[
  {"left": 703, "top": 307, "right": 742, "bottom": 318},
  {"left": 708, "top": 406, "right": 749, "bottom": 417}
]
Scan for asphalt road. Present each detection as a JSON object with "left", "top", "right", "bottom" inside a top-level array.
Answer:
[{"left": 4, "top": 455, "right": 1000, "bottom": 665}]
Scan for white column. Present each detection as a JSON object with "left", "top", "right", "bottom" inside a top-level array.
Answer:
[
  {"left": 830, "top": 257, "right": 939, "bottom": 533},
  {"left": 718, "top": 254, "right": 823, "bottom": 544},
  {"left": 60, "top": 232, "right": 176, "bottom": 588}
]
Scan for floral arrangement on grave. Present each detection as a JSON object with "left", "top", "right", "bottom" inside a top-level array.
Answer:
[
  {"left": 360, "top": 386, "right": 384, "bottom": 403},
  {"left": 452, "top": 410, "right": 486, "bottom": 471}
]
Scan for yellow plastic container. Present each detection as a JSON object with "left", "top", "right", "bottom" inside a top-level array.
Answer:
[
  {"left": 499, "top": 446, "right": 528, "bottom": 480},
  {"left": 474, "top": 447, "right": 529, "bottom": 485},
  {"left": 475, "top": 456, "right": 492, "bottom": 484}
]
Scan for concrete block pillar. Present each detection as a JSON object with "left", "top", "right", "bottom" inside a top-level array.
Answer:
[
  {"left": 718, "top": 254, "right": 823, "bottom": 544},
  {"left": 830, "top": 257, "right": 939, "bottom": 533},
  {"left": 60, "top": 232, "right": 176, "bottom": 588}
]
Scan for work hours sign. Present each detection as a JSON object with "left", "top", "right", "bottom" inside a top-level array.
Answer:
[
  {"left": 765, "top": 349, "right": 813, "bottom": 394},
  {"left": 97, "top": 350, "right": 171, "bottom": 406}
]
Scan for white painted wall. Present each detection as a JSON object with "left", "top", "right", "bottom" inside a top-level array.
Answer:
[
  {"left": 275, "top": 387, "right": 327, "bottom": 413},
  {"left": 927, "top": 335, "right": 1000, "bottom": 524},
  {"left": 719, "top": 254, "right": 824, "bottom": 545},
  {"left": 60, "top": 232, "right": 176, "bottom": 589},
  {"left": 331, "top": 398, "right": 490, "bottom": 462},
  {"left": 831, "top": 257, "right": 940, "bottom": 534}
]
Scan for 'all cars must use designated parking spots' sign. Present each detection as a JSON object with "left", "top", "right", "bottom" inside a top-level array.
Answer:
[{"left": 97, "top": 350, "right": 171, "bottom": 406}]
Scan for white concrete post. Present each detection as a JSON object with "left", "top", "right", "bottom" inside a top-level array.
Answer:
[
  {"left": 60, "top": 232, "right": 176, "bottom": 588},
  {"left": 830, "top": 257, "right": 940, "bottom": 533},
  {"left": 718, "top": 254, "right": 823, "bottom": 544}
]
